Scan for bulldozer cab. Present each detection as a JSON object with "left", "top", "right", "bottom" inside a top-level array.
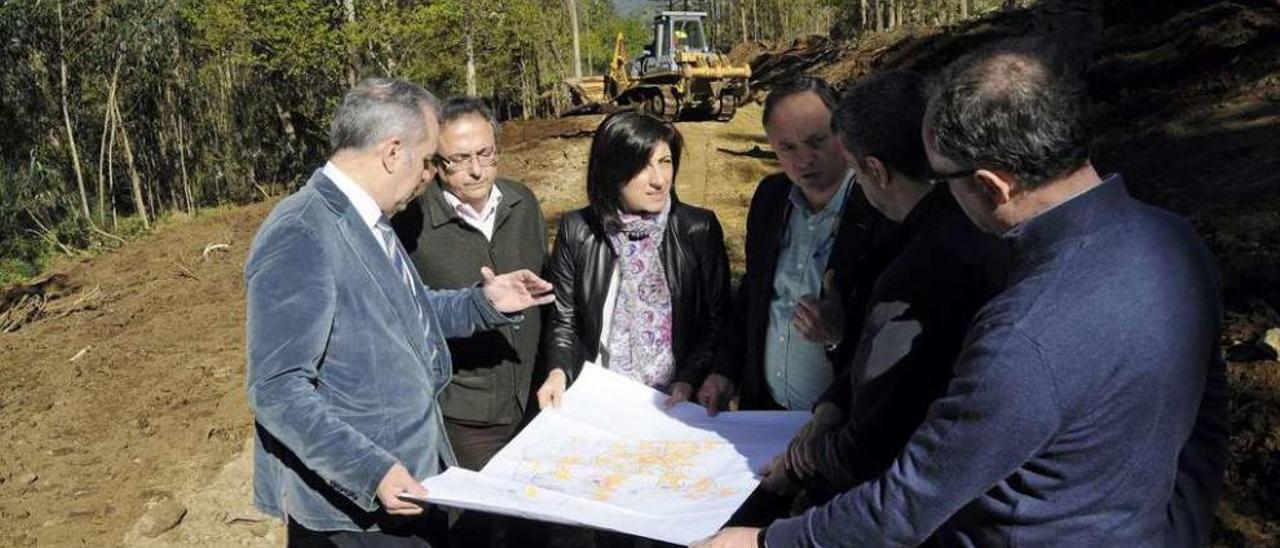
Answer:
[
  {"left": 637, "top": 11, "right": 709, "bottom": 76},
  {"left": 564, "top": 9, "right": 748, "bottom": 122}
]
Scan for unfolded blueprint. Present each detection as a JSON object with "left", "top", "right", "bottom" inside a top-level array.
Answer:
[{"left": 417, "top": 363, "right": 810, "bottom": 545}]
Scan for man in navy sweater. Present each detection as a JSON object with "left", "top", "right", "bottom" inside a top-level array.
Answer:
[{"left": 695, "top": 41, "right": 1227, "bottom": 548}]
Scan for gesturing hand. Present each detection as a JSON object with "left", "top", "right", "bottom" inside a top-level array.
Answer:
[
  {"left": 481, "top": 266, "right": 555, "bottom": 313},
  {"left": 793, "top": 270, "right": 844, "bottom": 346},
  {"left": 377, "top": 462, "right": 429, "bottom": 516}
]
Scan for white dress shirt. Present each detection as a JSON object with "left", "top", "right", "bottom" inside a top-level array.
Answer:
[
  {"left": 441, "top": 185, "right": 504, "bottom": 240},
  {"left": 323, "top": 162, "right": 383, "bottom": 240}
]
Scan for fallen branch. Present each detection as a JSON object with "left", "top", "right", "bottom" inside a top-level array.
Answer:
[
  {"left": 0, "top": 293, "right": 47, "bottom": 332},
  {"left": 201, "top": 243, "right": 231, "bottom": 261},
  {"left": 25, "top": 228, "right": 76, "bottom": 257},
  {"left": 173, "top": 258, "right": 200, "bottom": 281},
  {"left": 92, "top": 225, "right": 128, "bottom": 245},
  {"left": 69, "top": 346, "right": 90, "bottom": 362},
  {"left": 47, "top": 285, "right": 102, "bottom": 319}
]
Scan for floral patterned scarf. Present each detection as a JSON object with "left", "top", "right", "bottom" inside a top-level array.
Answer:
[{"left": 605, "top": 200, "right": 675, "bottom": 389}]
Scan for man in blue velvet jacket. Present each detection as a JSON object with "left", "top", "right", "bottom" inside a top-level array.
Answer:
[
  {"left": 244, "top": 78, "right": 553, "bottom": 547},
  {"left": 696, "top": 42, "right": 1227, "bottom": 548}
]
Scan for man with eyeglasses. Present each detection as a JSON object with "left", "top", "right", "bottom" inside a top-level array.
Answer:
[{"left": 390, "top": 97, "right": 549, "bottom": 546}]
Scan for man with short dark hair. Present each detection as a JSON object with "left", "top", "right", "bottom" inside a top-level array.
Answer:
[
  {"left": 246, "top": 78, "right": 554, "bottom": 547},
  {"left": 695, "top": 42, "right": 1226, "bottom": 548},
  {"left": 757, "top": 70, "right": 1007, "bottom": 508},
  {"left": 392, "top": 96, "right": 548, "bottom": 547},
  {"left": 702, "top": 76, "right": 894, "bottom": 415}
]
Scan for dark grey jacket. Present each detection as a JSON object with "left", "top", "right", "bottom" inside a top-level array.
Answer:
[{"left": 393, "top": 178, "right": 548, "bottom": 425}]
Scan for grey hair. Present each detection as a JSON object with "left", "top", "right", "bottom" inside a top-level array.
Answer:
[{"left": 329, "top": 77, "right": 443, "bottom": 154}]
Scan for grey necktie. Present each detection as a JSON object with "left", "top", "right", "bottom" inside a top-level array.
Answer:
[
  {"left": 374, "top": 217, "right": 418, "bottom": 299},
  {"left": 374, "top": 218, "right": 431, "bottom": 353}
]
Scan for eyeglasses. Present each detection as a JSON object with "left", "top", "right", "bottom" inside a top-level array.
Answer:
[
  {"left": 435, "top": 146, "right": 498, "bottom": 173},
  {"left": 927, "top": 167, "right": 976, "bottom": 187}
]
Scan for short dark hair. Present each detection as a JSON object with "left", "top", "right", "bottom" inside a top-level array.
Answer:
[
  {"left": 329, "top": 77, "right": 441, "bottom": 153},
  {"left": 586, "top": 110, "right": 683, "bottom": 228},
  {"left": 834, "top": 70, "right": 930, "bottom": 182},
  {"left": 440, "top": 96, "right": 501, "bottom": 139},
  {"left": 926, "top": 40, "right": 1091, "bottom": 189},
  {"left": 762, "top": 76, "right": 838, "bottom": 130}
]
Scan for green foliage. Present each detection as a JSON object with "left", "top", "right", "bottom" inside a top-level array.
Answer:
[{"left": 0, "top": 0, "right": 1009, "bottom": 280}]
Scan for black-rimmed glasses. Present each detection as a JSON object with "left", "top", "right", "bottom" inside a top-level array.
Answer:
[{"left": 434, "top": 147, "right": 498, "bottom": 173}]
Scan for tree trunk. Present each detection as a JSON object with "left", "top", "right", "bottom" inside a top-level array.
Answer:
[
  {"left": 465, "top": 7, "right": 478, "bottom": 94},
  {"left": 740, "top": 0, "right": 749, "bottom": 43},
  {"left": 751, "top": 0, "right": 759, "bottom": 42},
  {"left": 566, "top": 0, "right": 582, "bottom": 80},
  {"left": 112, "top": 97, "right": 149, "bottom": 230},
  {"left": 177, "top": 113, "right": 192, "bottom": 214},
  {"left": 343, "top": 0, "right": 357, "bottom": 86},
  {"left": 961, "top": 0, "right": 970, "bottom": 19},
  {"left": 860, "top": 0, "right": 868, "bottom": 31},
  {"left": 106, "top": 95, "right": 119, "bottom": 228},
  {"left": 57, "top": 0, "right": 90, "bottom": 221},
  {"left": 94, "top": 53, "right": 122, "bottom": 226}
]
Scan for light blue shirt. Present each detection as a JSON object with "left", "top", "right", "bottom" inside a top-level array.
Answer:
[{"left": 764, "top": 171, "right": 853, "bottom": 410}]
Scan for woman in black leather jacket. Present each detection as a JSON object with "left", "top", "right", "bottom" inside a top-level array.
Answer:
[{"left": 536, "top": 110, "right": 731, "bottom": 411}]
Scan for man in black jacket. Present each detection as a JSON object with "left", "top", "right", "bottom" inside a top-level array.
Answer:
[
  {"left": 701, "top": 77, "right": 896, "bottom": 413},
  {"left": 756, "top": 70, "right": 1007, "bottom": 504}
]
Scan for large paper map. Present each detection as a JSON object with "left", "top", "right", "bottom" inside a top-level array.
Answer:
[{"left": 418, "top": 363, "right": 810, "bottom": 545}]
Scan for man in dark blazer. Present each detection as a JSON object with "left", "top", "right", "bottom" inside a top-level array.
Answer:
[
  {"left": 245, "top": 79, "right": 553, "bottom": 548},
  {"left": 701, "top": 76, "right": 896, "bottom": 413}
]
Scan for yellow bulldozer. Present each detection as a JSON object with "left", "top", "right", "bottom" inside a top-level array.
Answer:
[{"left": 565, "top": 11, "right": 751, "bottom": 122}]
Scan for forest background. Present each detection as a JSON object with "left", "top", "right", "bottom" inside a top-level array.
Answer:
[{"left": 0, "top": 0, "right": 1012, "bottom": 284}]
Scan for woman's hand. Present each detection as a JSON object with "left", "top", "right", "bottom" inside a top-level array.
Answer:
[{"left": 537, "top": 369, "right": 568, "bottom": 409}]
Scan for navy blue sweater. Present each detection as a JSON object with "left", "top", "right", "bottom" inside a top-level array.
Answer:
[{"left": 766, "top": 175, "right": 1228, "bottom": 547}]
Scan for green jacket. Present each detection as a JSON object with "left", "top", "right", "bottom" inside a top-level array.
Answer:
[{"left": 400, "top": 178, "right": 548, "bottom": 425}]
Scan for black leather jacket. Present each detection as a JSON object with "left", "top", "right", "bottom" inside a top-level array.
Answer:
[{"left": 542, "top": 201, "right": 731, "bottom": 388}]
